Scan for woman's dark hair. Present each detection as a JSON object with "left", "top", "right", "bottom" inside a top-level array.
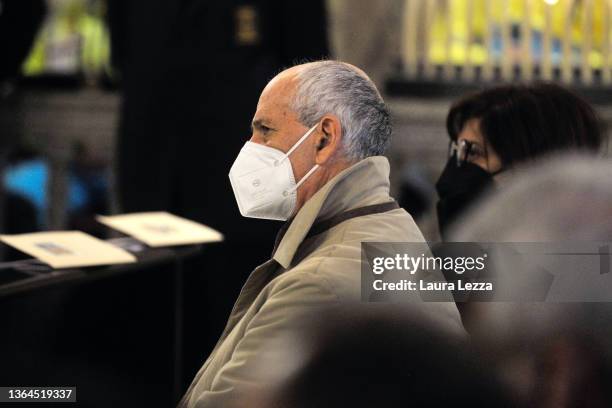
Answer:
[{"left": 446, "top": 83, "right": 603, "bottom": 167}]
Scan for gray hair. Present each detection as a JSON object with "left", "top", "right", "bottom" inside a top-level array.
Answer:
[{"left": 290, "top": 61, "right": 391, "bottom": 162}]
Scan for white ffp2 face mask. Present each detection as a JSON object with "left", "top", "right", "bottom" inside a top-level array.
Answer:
[{"left": 229, "top": 125, "right": 320, "bottom": 221}]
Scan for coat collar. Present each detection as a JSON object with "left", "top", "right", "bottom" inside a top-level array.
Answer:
[{"left": 272, "top": 156, "right": 392, "bottom": 268}]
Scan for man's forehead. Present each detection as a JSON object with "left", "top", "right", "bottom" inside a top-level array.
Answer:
[
  {"left": 269, "top": 67, "right": 299, "bottom": 88},
  {"left": 256, "top": 71, "right": 298, "bottom": 118},
  {"left": 263, "top": 70, "right": 298, "bottom": 100}
]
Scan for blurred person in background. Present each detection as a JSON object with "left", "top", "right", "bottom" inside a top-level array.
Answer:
[
  {"left": 436, "top": 83, "right": 603, "bottom": 240},
  {"left": 450, "top": 156, "right": 612, "bottom": 407},
  {"left": 240, "top": 305, "right": 515, "bottom": 408},
  {"left": 2, "top": 144, "right": 109, "bottom": 233},
  {"left": 179, "top": 60, "right": 462, "bottom": 407}
]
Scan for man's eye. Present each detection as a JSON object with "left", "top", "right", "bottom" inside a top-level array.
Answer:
[{"left": 260, "top": 125, "right": 271, "bottom": 133}]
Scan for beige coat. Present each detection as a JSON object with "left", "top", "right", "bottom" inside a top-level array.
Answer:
[{"left": 180, "top": 157, "right": 463, "bottom": 407}]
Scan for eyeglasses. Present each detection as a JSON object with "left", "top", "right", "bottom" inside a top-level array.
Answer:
[{"left": 448, "top": 139, "right": 475, "bottom": 167}]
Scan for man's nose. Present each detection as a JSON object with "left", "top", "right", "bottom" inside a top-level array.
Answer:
[{"left": 249, "top": 134, "right": 265, "bottom": 145}]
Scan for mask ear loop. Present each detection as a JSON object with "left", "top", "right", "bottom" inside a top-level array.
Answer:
[
  {"left": 283, "top": 164, "right": 320, "bottom": 196},
  {"left": 276, "top": 124, "right": 318, "bottom": 166},
  {"left": 278, "top": 124, "right": 321, "bottom": 196}
]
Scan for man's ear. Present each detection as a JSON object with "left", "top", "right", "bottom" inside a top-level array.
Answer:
[{"left": 315, "top": 115, "right": 342, "bottom": 165}]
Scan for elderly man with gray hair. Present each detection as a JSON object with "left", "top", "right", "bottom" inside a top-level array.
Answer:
[{"left": 179, "top": 61, "right": 463, "bottom": 407}]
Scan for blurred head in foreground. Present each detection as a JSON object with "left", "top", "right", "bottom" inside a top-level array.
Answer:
[
  {"left": 451, "top": 155, "right": 612, "bottom": 407},
  {"left": 469, "top": 303, "right": 612, "bottom": 408},
  {"left": 243, "top": 305, "right": 515, "bottom": 408},
  {"left": 436, "top": 82, "right": 604, "bottom": 239},
  {"left": 451, "top": 154, "right": 612, "bottom": 241}
]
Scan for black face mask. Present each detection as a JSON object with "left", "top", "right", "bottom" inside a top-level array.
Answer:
[{"left": 435, "top": 158, "right": 496, "bottom": 240}]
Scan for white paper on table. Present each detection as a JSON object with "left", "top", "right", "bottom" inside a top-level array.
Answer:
[
  {"left": 96, "top": 212, "right": 224, "bottom": 247},
  {"left": 0, "top": 231, "right": 137, "bottom": 269}
]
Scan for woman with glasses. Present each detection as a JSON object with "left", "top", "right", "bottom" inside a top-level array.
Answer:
[{"left": 435, "top": 82, "right": 603, "bottom": 239}]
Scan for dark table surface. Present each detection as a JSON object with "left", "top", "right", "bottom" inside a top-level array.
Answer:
[{"left": 0, "top": 236, "right": 202, "bottom": 298}]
